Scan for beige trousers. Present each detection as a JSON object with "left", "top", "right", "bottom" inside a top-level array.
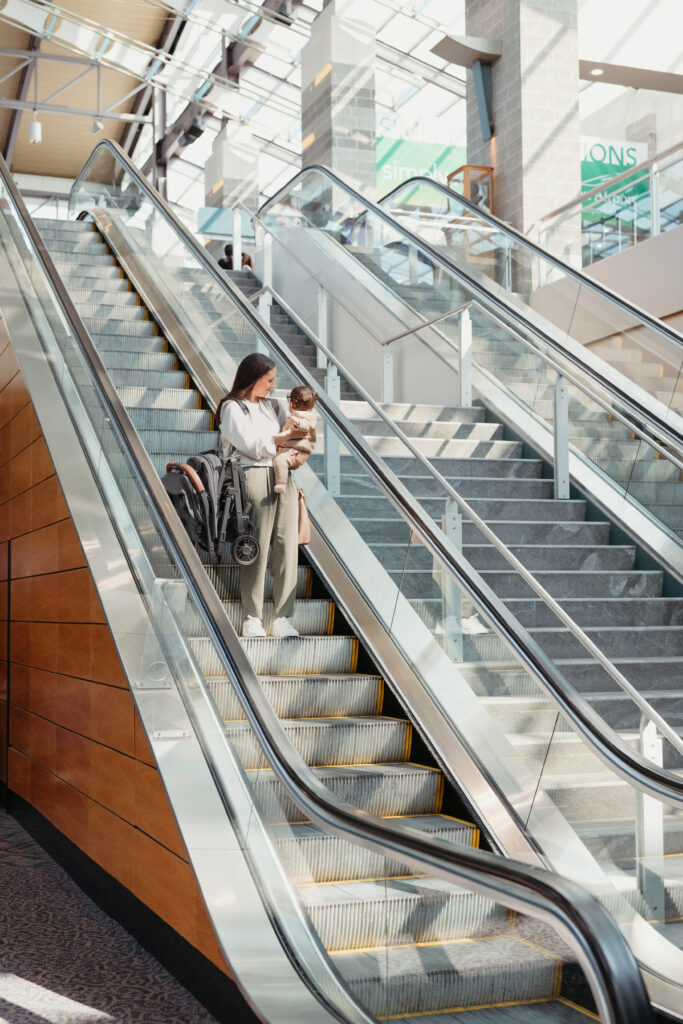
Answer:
[
  {"left": 240, "top": 467, "right": 298, "bottom": 620},
  {"left": 273, "top": 447, "right": 309, "bottom": 488}
]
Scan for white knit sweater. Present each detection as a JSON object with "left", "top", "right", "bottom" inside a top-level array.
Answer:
[{"left": 219, "top": 398, "right": 286, "bottom": 467}]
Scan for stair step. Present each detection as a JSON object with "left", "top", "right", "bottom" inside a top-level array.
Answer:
[
  {"left": 503, "top": 597, "right": 683, "bottom": 628},
  {"left": 98, "top": 351, "right": 178, "bottom": 373},
  {"left": 332, "top": 935, "right": 561, "bottom": 1017},
  {"left": 309, "top": 454, "right": 542, "bottom": 479},
  {"left": 204, "top": 563, "right": 310, "bottom": 600},
  {"left": 225, "top": 715, "right": 410, "bottom": 769},
  {"left": 373, "top": 543, "right": 634, "bottom": 573},
  {"left": 117, "top": 386, "right": 201, "bottom": 410},
  {"left": 209, "top": 672, "right": 381, "bottom": 721},
  {"left": 341, "top": 496, "right": 587, "bottom": 522},
  {"left": 363, "top": 436, "right": 522, "bottom": 459},
  {"left": 271, "top": 815, "right": 477, "bottom": 884},
  {"left": 355, "top": 419, "right": 504, "bottom": 441},
  {"left": 353, "top": 518, "right": 611, "bottom": 546},
  {"left": 341, "top": 401, "right": 486, "bottom": 424},
  {"left": 89, "top": 318, "right": 159, "bottom": 338},
  {"left": 192, "top": 635, "right": 357, "bottom": 676},
  {"left": 251, "top": 762, "right": 442, "bottom": 823},
  {"left": 300, "top": 875, "right": 506, "bottom": 951},
  {"left": 137, "top": 428, "right": 218, "bottom": 453},
  {"left": 129, "top": 407, "right": 212, "bottom": 431}
]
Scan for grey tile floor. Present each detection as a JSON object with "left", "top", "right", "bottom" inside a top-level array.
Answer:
[{"left": 0, "top": 809, "right": 221, "bottom": 1024}]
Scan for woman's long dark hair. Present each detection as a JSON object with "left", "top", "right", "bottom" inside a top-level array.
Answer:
[{"left": 216, "top": 352, "right": 276, "bottom": 426}]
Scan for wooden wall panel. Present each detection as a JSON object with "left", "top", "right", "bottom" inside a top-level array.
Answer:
[{"left": 0, "top": 351, "right": 230, "bottom": 975}]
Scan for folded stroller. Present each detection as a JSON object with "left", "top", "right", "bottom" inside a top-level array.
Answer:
[{"left": 162, "top": 451, "right": 259, "bottom": 566}]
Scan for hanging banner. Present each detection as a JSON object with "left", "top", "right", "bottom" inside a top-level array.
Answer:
[
  {"left": 376, "top": 113, "right": 466, "bottom": 202},
  {"left": 580, "top": 136, "right": 649, "bottom": 218}
]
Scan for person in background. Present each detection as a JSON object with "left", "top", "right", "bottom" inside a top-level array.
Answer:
[
  {"left": 218, "top": 243, "right": 233, "bottom": 270},
  {"left": 241, "top": 251, "right": 255, "bottom": 271},
  {"left": 217, "top": 353, "right": 307, "bottom": 639}
]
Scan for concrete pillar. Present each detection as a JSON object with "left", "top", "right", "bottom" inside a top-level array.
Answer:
[
  {"left": 465, "top": 0, "right": 581, "bottom": 241},
  {"left": 204, "top": 122, "right": 260, "bottom": 212},
  {"left": 300, "top": 0, "right": 376, "bottom": 198}
]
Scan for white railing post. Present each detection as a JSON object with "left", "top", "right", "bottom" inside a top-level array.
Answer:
[
  {"left": 635, "top": 718, "right": 665, "bottom": 920},
  {"left": 382, "top": 347, "right": 394, "bottom": 404},
  {"left": 257, "top": 291, "right": 272, "bottom": 354},
  {"left": 553, "top": 374, "right": 570, "bottom": 499},
  {"left": 502, "top": 235, "right": 512, "bottom": 291},
  {"left": 317, "top": 284, "right": 328, "bottom": 370},
  {"left": 408, "top": 244, "right": 419, "bottom": 284},
  {"left": 263, "top": 231, "right": 273, "bottom": 291},
  {"left": 438, "top": 497, "right": 463, "bottom": 662},
  {"left": 457, "top": 307, "right": 472, "bottom": 408},
  {"left": 650, "top": 161, "right": 661, "bottom": 237},
  {"left": 324, "top": 364, "right": 341, "bottom": 495},
  {"left": 233, "top": 209, "right": 242, "bottom": 271}
]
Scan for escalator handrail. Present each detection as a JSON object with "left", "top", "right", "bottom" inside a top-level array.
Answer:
[
  {"left": 379, "top": 295, "right": 683, "bottom": 473},
  {"left": 2, "top": 149, "right": 654, "bottom": 1024},
  {"left": 257, "top": 165, "right": 682, "bottom": 449},
  {"left": 68, "top": 140, "right": 683, "bottom": 807},
  {"left": 377, "top": 172, "right": 683, "bottom": 350},
  {"left": 250, "top": 279, "right": 683, "bottom": 761}
]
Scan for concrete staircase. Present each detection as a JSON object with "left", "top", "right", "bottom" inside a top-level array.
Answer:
[{"left": 33, "top": 216, "right": 603, "bottom": 1022}]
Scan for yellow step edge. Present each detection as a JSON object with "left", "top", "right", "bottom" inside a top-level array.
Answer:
[
  {"left": 403, "top": 721, "right": 413, "bottom": 761},
  {"left": 378, "top": 997, "right": 559, "bottom": 1020},
  {"left": 300, "top": 872, "right": 431, "bottom": 888},
  {"left": 330, "top": 933, "right": 512, "bottom": 957},
  {"left": 305, "top": 567, "right": 313, "bottom": 598},
  {"left": 350, "top": 636, "right": 359, "bottom": 673},
  {"left": 434, "top": 771, "right": 445, "bottom": 813},
  {"left": 557, "top": 996, "right": 600, "bottom": 1020},
  {"left": 375, "top": 677, "right": 385, "bottom": 715},
  {"left": 327, "top": 601, "right": 335, "bottom": 635}
]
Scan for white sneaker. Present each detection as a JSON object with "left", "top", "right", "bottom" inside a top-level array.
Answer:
[
  {"left": 242, "top": 616, "right": 267, "bottom": 638},
  {"left": 271, "top": 616, "right": 299, "bottom": 638}
]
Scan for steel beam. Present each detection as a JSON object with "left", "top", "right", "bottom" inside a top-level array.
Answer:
[
  {"left": 3, "top": 35, "right": 40, "bottom": 168},
  {"left": 119, "top": 12, "right": 187, "bottom": 158},
  {"left": 0, "top": 98, "right": 151, "bottom": 122}
]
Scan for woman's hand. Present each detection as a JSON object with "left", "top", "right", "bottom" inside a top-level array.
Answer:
[{"left": 274, "top": 425, "right": 307, "bottom": 445}]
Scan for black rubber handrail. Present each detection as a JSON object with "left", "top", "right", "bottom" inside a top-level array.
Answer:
[
  {"left": 258, "top": 165, "right": 682, "bottom": 450},
  {"left": 3, "top": 142, "right": 656, "bottom": 1024}
]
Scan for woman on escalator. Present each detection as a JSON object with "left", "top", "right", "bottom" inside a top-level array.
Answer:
[{"left": 217, "top": 353, "right": 307, "bottom": 639}]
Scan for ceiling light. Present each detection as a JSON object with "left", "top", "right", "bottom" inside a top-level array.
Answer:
[
  {"left": 590, "top": 68, "right": 604, "bottom": 76},
  {"left": 91, "top": 116, "right": 104, "bottom": 133},
  {"left": 28, "top": 112, "right": 42, "bottom": 144}
]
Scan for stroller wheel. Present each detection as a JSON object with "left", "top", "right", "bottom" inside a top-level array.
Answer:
[{"left": 233, "top": 534, "right": 260, "bottom": 566}]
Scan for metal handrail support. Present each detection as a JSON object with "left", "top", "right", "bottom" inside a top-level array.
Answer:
[
  {"left": 248, "top": 281, "right": 683, "bottom": 763},
  {"left": 636, "top": 718, "right": 666, "bottom": 920}
]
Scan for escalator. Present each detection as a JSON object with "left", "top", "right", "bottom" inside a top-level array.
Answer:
[
  {"left": 0, "top": 143, "right": 680, "bottom": 1022},
  {"left": 376, "top": 173, "right": 683, "bottom": 424}
]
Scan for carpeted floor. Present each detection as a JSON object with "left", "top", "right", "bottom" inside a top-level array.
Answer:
[{"left": 0, "top": 809, "right": 221, "bottom": 1024}]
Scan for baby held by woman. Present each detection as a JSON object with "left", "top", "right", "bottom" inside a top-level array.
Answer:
[{"left": 273, "top": 385, "right": 318, "bottom": 493}]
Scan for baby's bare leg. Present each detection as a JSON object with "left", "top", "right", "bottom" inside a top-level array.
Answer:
[
  {"left": 273, "top": 448, "right": 290, "bottom": 490},
  {"left": 273, "top": 448, "right": 305, "bottom": 492}
]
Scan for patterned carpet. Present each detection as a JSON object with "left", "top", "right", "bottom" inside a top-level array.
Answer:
[{"left": 0, "top": 809, "right": 221, "bottom": 1024}]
